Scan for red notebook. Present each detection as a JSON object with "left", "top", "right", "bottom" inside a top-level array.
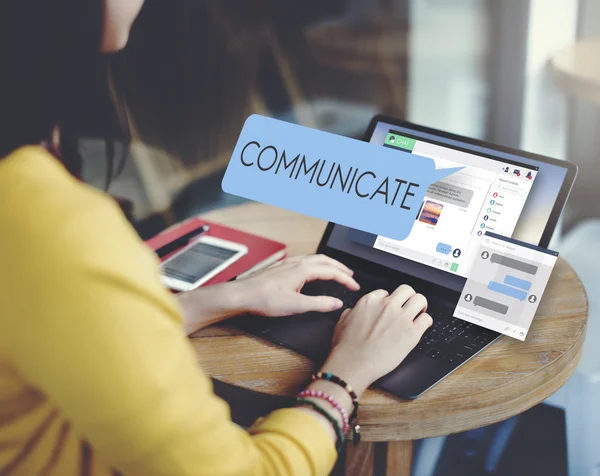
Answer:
[{"left": 145, "top": 218, "right": 287, "bottom": 286}]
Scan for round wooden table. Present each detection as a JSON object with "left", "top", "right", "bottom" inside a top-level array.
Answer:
[{"left": 190, "top": 202, "right": 588, "bottom": 476}]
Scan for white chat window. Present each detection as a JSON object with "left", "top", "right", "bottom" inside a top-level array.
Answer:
[{"left": 454, "top": 232, "right": 558, "bottom": 341}]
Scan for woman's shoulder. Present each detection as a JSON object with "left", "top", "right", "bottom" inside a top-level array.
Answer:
[
  {"left": 1, "top": 146, "right": 94, "bottom": 215},
  {"left": 0, "top": 148, "right": 182, "bottom": 355},
  {"left": 0, "top": 145, "right": 144, "bottom": 270},
  {"left": 1, "top": 146, "right": 117, "bottom": 227}
]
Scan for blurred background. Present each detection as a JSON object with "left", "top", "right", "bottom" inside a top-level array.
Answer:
[{"left": 79, "top": 0, "right": 600, "bottom": 474}]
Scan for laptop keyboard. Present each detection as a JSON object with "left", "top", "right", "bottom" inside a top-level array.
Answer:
[{"left": 303, "top": 278, "right": 498, "bottom": 366}]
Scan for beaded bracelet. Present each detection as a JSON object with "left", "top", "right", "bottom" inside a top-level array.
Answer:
[
  {"left": 312, "top": 372, "right": 358, "bottom": 421},
  {"left": 296, "top": 398, "right": 345, "bottom": 452},
  {"left": 297, "top": 389, "right": 350, "bottom": 434},
  {"left": 312, "top": 372, "right": 361, "bottom": 445}
]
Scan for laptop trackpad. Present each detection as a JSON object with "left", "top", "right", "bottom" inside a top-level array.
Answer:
[
  {"left": 265, "top": 312, "right": 337, "bottom": 363},
  {"left": 378, "top": 353, "right": 453, "bottom": 399}
]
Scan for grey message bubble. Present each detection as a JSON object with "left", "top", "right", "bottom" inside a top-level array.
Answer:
[
  {"left": 426, "top": 182, "right": 474, "bottom": 208},
  {"left": 473, "top": 296, "right": 509, "bottom": 315},
  {"left": 490, "top": 254, "right": 538, "bottom": 275}
]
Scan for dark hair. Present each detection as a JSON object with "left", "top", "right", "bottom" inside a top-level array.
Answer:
[
  {"left": 1, "top": 1, "right": 268, "bottom": 191},
  {"left": 0, "top": 0, "right": 127, "bottom": 187},
  {"left": 112, "top": 1, "right": 266, "bottom": 167}
]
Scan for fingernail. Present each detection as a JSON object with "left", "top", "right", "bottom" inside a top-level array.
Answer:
[{"left": 332, "top": 299, "right": 344, "bottom": 310}]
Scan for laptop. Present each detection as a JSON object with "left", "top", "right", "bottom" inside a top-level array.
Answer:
[{"left": 234, "top": 115, "right": 578, "bottom": 399}]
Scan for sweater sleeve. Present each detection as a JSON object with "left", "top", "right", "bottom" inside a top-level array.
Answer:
[{"left": 5, "top": 189, "right": 337, "bottom": 476}]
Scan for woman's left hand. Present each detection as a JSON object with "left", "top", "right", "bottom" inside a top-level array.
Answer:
[
  {"left": 234, "top": 254, "right": 360, "bottom": 317},
  {"left": 177, "top": 254, "right": 360, "bottom": 335}
]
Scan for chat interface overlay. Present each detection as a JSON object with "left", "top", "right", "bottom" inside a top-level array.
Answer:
[
  {"left": 369, "top": 131, "right": 538, "bottom": 278},
  {"left": 454, "top": 232, "right": 558, "bottom": 341}
]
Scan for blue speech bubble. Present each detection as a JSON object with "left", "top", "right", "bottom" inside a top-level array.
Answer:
[
  {"left": 503, "top": 275, "right": 532, "bottom": 291},
  {"left": 488, "top": 281, "right": 528, "bottom": 302},
  {"left": 222, "top": 115, "right": 464, "bottom": 241},
  {"left": 436, "top": 243, "right": 452, "bottom": 255}
]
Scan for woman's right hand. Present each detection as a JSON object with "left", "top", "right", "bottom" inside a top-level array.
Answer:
[{"left": 321, "top": 285, "right": 433, "bottom": 397}]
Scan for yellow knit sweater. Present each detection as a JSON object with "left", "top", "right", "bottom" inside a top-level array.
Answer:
[{"left": 0, "top": 146, "right": 336, "bottom": 475}]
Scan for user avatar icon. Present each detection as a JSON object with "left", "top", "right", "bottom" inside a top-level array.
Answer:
[
  {"left": 480, "top": 223, "right": 486, "bottom": 229},
  {"left": 483, "top": 215, "right": 489, "bottom": 221},
  {"left": 481, "top": 251, "right": 490, "bottom": 259},
  {"left": 452, "top": 248, "right": 461, "bottom": 258},
  {"left": 389, "top": 135, "right": 395, "bottom": 142},
  {"left": 477, "top": 230, "right": 483, "bottom": 236},
  {"left": 464, "top": 294, "right": 473, "bottom": 302},
  {"left": 490, "top": 200, "right": 495, "bottom": 205},
  {"left": 487, "top": 208, "right": 492, "bottom": 213},
  {"left": 493, "top": 192, "right": 498, "bottom": 198},
  {"left": 528, "top": 295, "right": 537, "bottom": 303}
]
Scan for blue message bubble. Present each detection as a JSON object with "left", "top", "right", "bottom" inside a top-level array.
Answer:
[
  {"left": 436, "top": 243, "right": 452, "bottom": 255},
  {"left": 488, "top": 281, "right": 528, "bottom": 302},
  {"left": 503, "top": 275, "right": 532, "bottom": 291},
  {"left": 222, "top": 115, "right": 463, "bottom": 241}
]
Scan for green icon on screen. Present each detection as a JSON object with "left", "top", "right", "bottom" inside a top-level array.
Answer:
[
  {"left": 451, "top": 263, "right": 459, "bottom": 272},
  {"left": 487, "top": 208, "right": 492, "bottom": 213},
  {"left": 385, "top": 133, "right": 416, "bottom": 151}
]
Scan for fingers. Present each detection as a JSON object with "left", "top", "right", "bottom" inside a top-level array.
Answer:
[
  {"left": 289, "top": 254, "right": 354, "bottom": 276},
  {"left": 277, "top": 255, "right": 359, "bottom": 290},
  {"left": 413, "top": 312, "right": 433, "bottom": 333},
  {"left": 388, "top": 284, "right": 416, "bottom": 304},
  {"left": 294, "top": 295, "right": 344, "bottom": 314},
  {"left": 310, "top": 254, "right": 355, "bottom": 276},
  {"left": 306, "top": 264, "right": 360, "bottom": 291},
  {"left": 379, "top": 285, "right": 416, "bottom": 316},
  {"left": 340, "top": 289, "right": 388, "bottom": 323},
  {"left": 367, "top": 288, "right": 389, "bottom": 299},
  {"left": 357, "top": 289, "right": 389, "bottom": 303},
  {"left": 402, "top": 293, "right": 428, "bottom": 317}
]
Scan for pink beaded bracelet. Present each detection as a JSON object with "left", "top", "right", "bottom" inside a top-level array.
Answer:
[{"left": 297, "top": 389, "right": 350, "bottom": 434}]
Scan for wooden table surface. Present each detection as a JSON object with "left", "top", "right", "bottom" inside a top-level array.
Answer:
[
  {"left": 550, "top": 38, "right": 600, "bottom": 105},
  {"left": 190, "top": 202, "right": 588, "bottom": 474}
]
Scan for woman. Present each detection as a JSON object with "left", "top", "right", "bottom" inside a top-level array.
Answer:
[{"left": 0, "top": 1, "right": 432, "bottom": 475}]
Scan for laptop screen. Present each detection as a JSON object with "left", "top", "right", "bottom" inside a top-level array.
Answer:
[{"left": 325, "top": 120, "right": 571, "bottom": 292}]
